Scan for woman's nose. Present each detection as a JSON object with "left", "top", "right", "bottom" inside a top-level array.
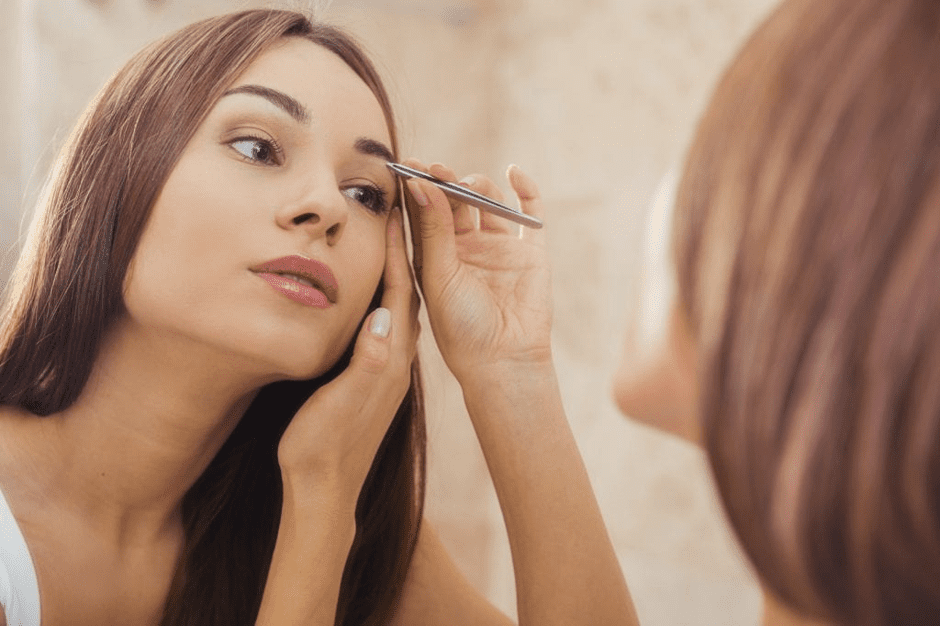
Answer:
[{"left": 274, "top": 184, "right": 349, "bottom": 246}]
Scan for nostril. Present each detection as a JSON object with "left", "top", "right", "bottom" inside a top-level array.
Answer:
[
  {"left": 326, "top": 223, "right": 341, "bottom": 239},
  {"left": 292, "top": 212, "right": 318, "bottom": 225}
]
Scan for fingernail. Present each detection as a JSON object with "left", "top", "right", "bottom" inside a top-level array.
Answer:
[
  {"left": 370, "top": 307, "right": 392, "bottom": 338},
  {"left": 460, "top": 175, "right": 476, "bottom": 186},
  {"left": 506, "top": 164, "right": 537, "bottom": 199},
  {"left": 407, "top": 180, "right": 428, "bottom": 207}
]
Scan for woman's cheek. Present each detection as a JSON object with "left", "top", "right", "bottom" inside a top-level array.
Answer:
[{"left": 612, "top": 307, "right": 701, "bottom": 445}]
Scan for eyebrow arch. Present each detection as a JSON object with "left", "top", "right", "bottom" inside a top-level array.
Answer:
[
  {"left": 221, "top": 84, "right": 309, "bottom": 124},
  {"left": 356, "top": 138, "right": 395, "bottom": 164}
]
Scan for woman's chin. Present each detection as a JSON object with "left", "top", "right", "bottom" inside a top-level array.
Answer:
[
  {"left": 612, "top": 361, "right": 701, "bottom": 445},
  {"left": 266, "top": 349, "right": 347, "bottom": 384}
]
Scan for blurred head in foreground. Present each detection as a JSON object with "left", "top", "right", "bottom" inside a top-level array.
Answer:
[{"left": 614, "top": 1, "right": 940, "bottom": 623}]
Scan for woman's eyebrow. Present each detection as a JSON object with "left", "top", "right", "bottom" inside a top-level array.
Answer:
[
  {"left": 220, "top": 85, "right": 394, "bottom": 163},
  {"left": 355, "top": 138, "right": 394, "bottom": 164},
  {"left": 220, "top": 84, "right": 309, "bottom": 124}
]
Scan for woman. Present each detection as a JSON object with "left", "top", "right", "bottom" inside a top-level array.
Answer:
[
  {"left": 0, "top": 8, "right": 638, "bottom": 626},
  {"left": 0, "top": 9, "right": 423, "bottom": 625},
  {"left": 409, "top": 0, "right": 940, "bottom": 624}
]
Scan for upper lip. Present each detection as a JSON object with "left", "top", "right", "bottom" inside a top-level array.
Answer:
[{"left": 252, "top": 255, "right": 339, "bottom": 303}]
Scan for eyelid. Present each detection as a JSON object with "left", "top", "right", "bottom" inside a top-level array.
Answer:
[
  {"left": 224, "top": 129, "right": 284, "bottom": 166},
  {"left": 342, "top": 180, "right": 392, "bottom": 214}
]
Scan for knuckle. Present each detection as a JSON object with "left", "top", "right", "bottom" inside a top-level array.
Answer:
[
  {"left": 354, "top": 340, "right": 389, "bottom": 374},
  {"left": 475, "top": 177, "right": 503, "bottom": 199},
  {"left": 429, "top": 163, "right": 456, "bottom": 180}
]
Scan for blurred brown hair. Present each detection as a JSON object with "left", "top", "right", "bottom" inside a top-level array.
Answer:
[
  {"left": 0, "top": 10, "right": 424, "bottom": 626},
  {"left": 672, "top": 0, "right": 940, "bottom": 623}
]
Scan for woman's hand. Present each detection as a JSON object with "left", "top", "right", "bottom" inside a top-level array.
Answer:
[
  {"left": 403, "top": 159, "right": 553, "bottom": 383},
  {"left": 401, "top": 161, "right": 639, "bottom": 626},
  {"left": 276, "top": 206, "right": 420, "bottom": 502},
  {"left": 258, "top": 208, "right": 420, "bottom": 625}
]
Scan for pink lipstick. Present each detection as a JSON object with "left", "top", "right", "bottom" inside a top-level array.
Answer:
[{"left": 252, "top": 255, "right": 339, "bottom": 308}]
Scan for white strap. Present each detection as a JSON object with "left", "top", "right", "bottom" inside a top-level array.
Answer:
[{"left": 0, "top": 485, "right": 40, "bottom": 626}]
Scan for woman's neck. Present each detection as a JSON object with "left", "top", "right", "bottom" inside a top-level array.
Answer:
[{"left": 12, "top": 315, "right": 272, "bottom": 548}]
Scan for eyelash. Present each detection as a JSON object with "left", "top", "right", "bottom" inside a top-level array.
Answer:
[
  {"left": 227, "top": 135, "right": 391, "bottom": 215},
  {"left": 228, "top": 135, "right": 284, "bottom": 166},
  {"left": 342, "top": 184, "right": 390, "bottom": 215}
]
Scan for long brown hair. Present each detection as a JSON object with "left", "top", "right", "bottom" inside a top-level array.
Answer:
[
  {"left": 673, "top": 0, "right": 940, "bottom": 623},
  {"left": 0, "top": 10, "right": 425, "bottom": 625}
]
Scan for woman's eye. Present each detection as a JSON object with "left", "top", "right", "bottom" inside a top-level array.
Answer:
[
  {"left": 228, "top": 137, "right": 281, "bottom": 165},
  {"left": 343, "top": 184, "right": 390, "bottom": 215}
]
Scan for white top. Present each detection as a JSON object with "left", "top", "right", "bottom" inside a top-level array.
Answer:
[{"left": 0, "top": 485, "right": 40, "bottom": 626}]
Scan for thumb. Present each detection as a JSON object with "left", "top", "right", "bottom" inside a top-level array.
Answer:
[
  {"left": 278, "top": 307, "right": 395, "bottom": 479},
  {"left": 312, "top": 307, "right": 393, "bottom": 413},
  {"left": 346, "top": 306, "right": 393, "bottom": 378}
]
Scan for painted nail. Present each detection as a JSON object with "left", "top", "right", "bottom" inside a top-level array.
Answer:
[
  {"left": 460, "top": 175, "right": 476, "bottom": 186},
  {"left": 370, "top": 307, "right": 392, "bottom": 338}
]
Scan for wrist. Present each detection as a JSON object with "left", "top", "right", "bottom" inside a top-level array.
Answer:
[
  {"left": 457, "top": 358, "right": 560, "bottom": 402},
  {"left": 457, "top": 361, "right": 560, "bottom": 418},
  {"left": 280, "top": 468, "right": 359, "bottom": 525}
]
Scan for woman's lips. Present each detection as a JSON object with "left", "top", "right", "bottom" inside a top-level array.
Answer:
[
  {"left": 251, "top": 255, "right": 339, "bottom": 308},
  {"left": 256, "top": 272, "right": 331, "bottom": 308}
]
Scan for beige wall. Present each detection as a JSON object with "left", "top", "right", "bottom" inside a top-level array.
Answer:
[
  {"left": 0, "top": 0, "right": 23, "bottom": 281},
  {"left": 0, "top": 0, "right": 780, "bottom": 623}
]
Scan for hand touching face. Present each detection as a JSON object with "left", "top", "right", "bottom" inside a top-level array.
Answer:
[{"left": 124, "top": 38, "right": 399, "bottom": 382}]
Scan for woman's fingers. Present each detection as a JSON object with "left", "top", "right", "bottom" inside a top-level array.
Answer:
[
  {"left": 507, "top": 164, "right": 545, "bottom": 238},
  {"left": 277, "top": 303, "right": 393, "bottom": 477},
  {"left": 278, "top": 209, "right": 421, "bottom": 484},
  {"left": 426, "top": 163, "right": 476, "bottom": 233},
  {"left": 400, "top": 159, "right": 465, "bottom": 225},
  {"left": 404, "top": 176, "right": 461, "bottom": 298},
  {"left": 402, "top": 159, "right": 535, "bottom": 237},
  {"left": 400, "top": 158, "right": 545, "bottom": 294},
  {"left": 460, "top": 174, "right": 515, "bottom": 235},
  {"left": 337, "top": 209, "right": 417, "bottom": 451},
  {"left": 382, "top": 207, "right": 420, "bottom": 357}
]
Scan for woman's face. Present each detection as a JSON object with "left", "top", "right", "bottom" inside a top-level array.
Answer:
[
  {"left": 612, "top": 303, "right": 699, "bottom": 442},
  {"left": 611, "top": 178, "right": 700, "bottom": 443},
  {"left": 123, "top": 37, "right": 397, "bottom": 381}
]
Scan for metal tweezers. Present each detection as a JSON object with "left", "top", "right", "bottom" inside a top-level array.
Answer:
[{"left": 387, "top": 162, "right": 543, "bottom": 229}]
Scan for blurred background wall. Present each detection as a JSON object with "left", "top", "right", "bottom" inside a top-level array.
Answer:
[{"left": 0, "top": 0, "right": 780, "bottom": 623}]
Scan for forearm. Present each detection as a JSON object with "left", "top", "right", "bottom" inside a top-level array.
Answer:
[
  {"left": 460, "top": 364, "right": 639, "bottom": 626},
  {"left": 255, "top": 477, "right": 356, "bottom": 626}
]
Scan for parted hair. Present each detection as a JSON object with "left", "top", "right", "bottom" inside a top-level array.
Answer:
[
  {"left": 673, "top": 0, "right": 940, "bottom": 623},
  {"left": 0, "top": 10, "right": 425, "bottom": 625}
]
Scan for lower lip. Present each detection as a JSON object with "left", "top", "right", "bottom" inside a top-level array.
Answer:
[{"left": 256, "top": 273, "right": 331, "bottom": 308}]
